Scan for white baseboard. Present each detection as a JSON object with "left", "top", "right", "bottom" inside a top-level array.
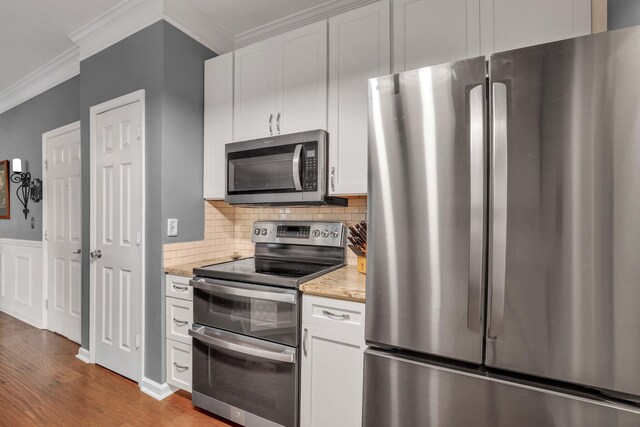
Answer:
[
  {"left": 76, "top": 347, "right": 91, "bottom": 364},
  {"left": 140, "top": 377, "right": 177, "bottom": 401},
  {"left": 0, "top": 306, "right": 43, "bottom": 329}
]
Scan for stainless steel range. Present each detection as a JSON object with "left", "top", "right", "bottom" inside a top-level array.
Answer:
[{"left": 189, "top": 221, "right": 346, "bottom": 427}]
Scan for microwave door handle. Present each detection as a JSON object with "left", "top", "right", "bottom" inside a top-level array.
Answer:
[
  {"left": 292, "top": 143, "right": 303, "bottom": 191},
  {"left": 189, "top": 326, "right": 296, "bottom": 364}
]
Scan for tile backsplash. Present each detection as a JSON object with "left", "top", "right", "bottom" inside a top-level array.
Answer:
[{"left": 163, "top": 198, "right": 367, "bottom": 267}]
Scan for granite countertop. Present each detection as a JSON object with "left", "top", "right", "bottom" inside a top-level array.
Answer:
[
  {"left": 299, "top": 265, "right": 366, "bottom": 303},
  {"left": 164, "top": 256, "right": 239, "bottom": 278}
]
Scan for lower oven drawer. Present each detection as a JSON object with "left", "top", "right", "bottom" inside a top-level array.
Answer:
[
  {"left": 189, "top": 325, "right": 298, "bottom": 427},
  {"left": 191, "top": 278, "right": 299, "bottom": 347}
]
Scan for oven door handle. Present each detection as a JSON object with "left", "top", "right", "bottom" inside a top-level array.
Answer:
[
  {"left": 292, "top": 143, "right": 303, "bottom": 191},
  {"left": 191, "top": 279, "right": 297, "bottom": 304},
  {"left": 189, "top": 325, "right": 296, "bottom": 364}
]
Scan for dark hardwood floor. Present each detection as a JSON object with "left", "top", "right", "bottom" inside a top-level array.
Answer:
[{"left": 0, "top": 312, "right": 236, "bottom": 426}]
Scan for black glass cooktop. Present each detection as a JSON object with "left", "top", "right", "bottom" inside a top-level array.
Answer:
[{"left": 193, "top": 257, "right": 342, "bottom": 288}]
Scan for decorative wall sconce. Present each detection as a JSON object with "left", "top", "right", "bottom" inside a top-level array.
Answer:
[{"left": 10, "top": 158, "right": 42, "bottom": 220}]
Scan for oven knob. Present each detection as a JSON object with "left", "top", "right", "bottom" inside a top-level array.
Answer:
[
  {"left": 330, "top": 230, "right": 339, "bottom": 238},
  {"left": 321, "top": 230, "right": 329, "bottom": 238},
  {"left": 254, "top": 228, "right": 261, "bottom": 235},
  {"left": 261, "top": 228, "right": 268, "bottom": 236},
  {"left": 312, "top": 230, "right": 320, "bottom": 238}
]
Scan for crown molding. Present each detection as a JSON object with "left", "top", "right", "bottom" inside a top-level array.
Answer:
[
  {"left": 235, "top": 0, "right": 378, "bottom": 48},
  {"left": 163, "top": 0, "right": 234, "bottom": 54},
  {"left": 69, "top": 0, "right": 164, "bottom": 61},
  {"left": 0, "top": 46, "right": 79, "bottom": 115}
]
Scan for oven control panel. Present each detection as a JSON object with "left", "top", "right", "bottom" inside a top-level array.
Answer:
[{"left": 252, "top": 221, "right": 345, "bottom": 247}]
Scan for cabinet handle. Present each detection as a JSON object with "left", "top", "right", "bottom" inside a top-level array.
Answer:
[
  {"left": 276, "top": 112, "right": 281, "bottom": 134},
  {"left": 268, "top": 113, "right": 273, "bottom": 135},
  {"left": 330, "top": 167, "right": 336, "bottom": 192},
  {"left": 303, "top": 328, "right": 308, "bottom": 356},
  {"left": 173, "top": 362, "right": 189, "bottom": 371},
  {"left": 322, "top": 309, "right": 350, "bottom": 321},
  {"left": 173, "top": 318, "right": 188, "bottom": 327},
  {"left": 172, "top": 284, "right": 188, "bottom": 292}
]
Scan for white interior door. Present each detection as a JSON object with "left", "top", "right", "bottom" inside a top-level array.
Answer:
[
  {"left": 45, "top": 122, "right": 82, "bottom": 343},
  {"left": 92, "top": 99, "right": 143, "bottom": 382}
]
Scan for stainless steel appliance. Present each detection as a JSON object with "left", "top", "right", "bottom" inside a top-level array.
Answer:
[
  {"left": 225, "top": 130, "right": 347, "bottom": 206},
  {"left": 365, "top": 26, "right": 640, "bottom": 426},
  {"left": 189, "top": 221, "right": 346, "bottom": 427}
]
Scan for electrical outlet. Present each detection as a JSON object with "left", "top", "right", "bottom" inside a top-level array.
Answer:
[{"left": 167, "top": 218, "right": 178, "bottom": 237}]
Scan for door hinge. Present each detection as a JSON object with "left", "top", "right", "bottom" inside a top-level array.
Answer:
[
  {"left": 44, "top": 230, "right": 48, "bottom": 241},
  {"left": 135, "top": 335, "right": 141, "bottom": 350},
  {"left": 136, "top": 231, "right": 141, "bottom": 246},
  {"left": 136, "top": 123, "right": 142, "bottom": 141},
  {"left": 44, "top": 160, "right": 48, "bottom": 171},
  {"left": 44, "top": 299, "right": 48, "bottom": 310}
]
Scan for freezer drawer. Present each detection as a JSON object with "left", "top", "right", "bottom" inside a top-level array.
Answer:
[
  {"left": 367, "top": 56, "right": 487, "bottom": 363},
  {"left": 487, "top": 25, "right": 640, "bottom": 397},
  {"left": 363, "top": 349, "right": 640, "bottom": 427}
]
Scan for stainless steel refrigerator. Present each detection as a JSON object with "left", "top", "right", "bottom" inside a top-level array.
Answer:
[{"left": 365, "top": 25, "right": 640, "bottom": 426}]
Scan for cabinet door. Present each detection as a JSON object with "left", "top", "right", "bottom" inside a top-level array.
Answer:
[
  {"left": 234, "top": 39, "right": 279, "bottom": 141},
  {"left": 300, "top": 323, "right": 365, "bottom": 427},
  {"left": 204, "top": 52, "right": 233, "bottom": 199},
  {"left": 393, "top": 0, "right": 481, "bottom": 72},
  {"left": 328, "top": 1, "right": 390, "bottom": 195},
  {"left": 480, "top": 0, "right": 591, "bottom": 54},
  {"left": 279, "top": 21, "right": 328, "bottom": 135}
]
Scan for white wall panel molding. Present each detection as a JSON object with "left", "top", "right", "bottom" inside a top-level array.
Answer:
[
  {"left": 0, "top": 238, "right": 44, "bottom": 328},
  {"left": 235, "top": 0, "right": 379, "bottom": 47}
]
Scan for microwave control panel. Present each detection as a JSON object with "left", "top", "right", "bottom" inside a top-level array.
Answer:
[{"left": 303, "top": 143, "right": 318, "bottom": 192}]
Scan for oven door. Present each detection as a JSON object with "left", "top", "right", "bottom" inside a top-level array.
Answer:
[
  {"left": 189, "top": 325, "right": 298, "bottom": 427},
  {"left": 191, "top": 278, "right": 299, "bottom": 347}
]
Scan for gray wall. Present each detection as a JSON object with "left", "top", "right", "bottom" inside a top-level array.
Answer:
[
  {"left": 161, "top": 22, "right": 210, "bottom": 244},
  {"left": 608, "top": 0, "right": 640, "bottom": 30},
  {"left": 0, "top": 77, "right": 80, "bottom": 240},
  {"left": 79, "top": 20, "right": 213, "bottom": 383}
]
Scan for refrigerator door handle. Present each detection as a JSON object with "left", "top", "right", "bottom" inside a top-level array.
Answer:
[
  {"left": 488, "top": 82, "right": 508, "bottom": 339},
  {"left": 467, "top": 83, "right": 485, "bottom": 334}
]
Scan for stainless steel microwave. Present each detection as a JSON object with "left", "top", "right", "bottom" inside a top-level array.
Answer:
[{"left": 225, "top": 130, "right": 347, "bottom": 206}]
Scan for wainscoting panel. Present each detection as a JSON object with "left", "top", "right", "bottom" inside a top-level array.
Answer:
[{"left": 0, "top": 238, "right": 44, "bottom": 328}]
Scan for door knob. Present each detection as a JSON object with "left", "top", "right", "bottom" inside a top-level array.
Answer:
[
  {"left": 72, "top": 249, "right": 82, "bottom": 255},
  {"left": 90, "top": 250, "right": 102, "bottom": 259}
]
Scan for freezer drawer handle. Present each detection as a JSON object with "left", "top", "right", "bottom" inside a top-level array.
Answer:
[
  {"left": 173, "top": 362, "right": 189, "bottom": 371},
  {"left": 189, "top": 326, "right": 296, "bottom": 364},
  {"left": 488, "top": 81, "right": 508, "bottom": 339},
  {"left": 191, "top": 279, "right": 296, "bottom": 304},
  {"left": 467, "top": 83, "right": 486, "bottom": 335},
  {"left": 173, "top": 318, "right": 188, "bottom": 327},
  {"left": 322, "top": 309, "right": 350, "bottom": 321}
]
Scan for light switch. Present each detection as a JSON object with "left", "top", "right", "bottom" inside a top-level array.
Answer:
[{"left": 167, "top": 218, "right": 178, "bottom": 237}]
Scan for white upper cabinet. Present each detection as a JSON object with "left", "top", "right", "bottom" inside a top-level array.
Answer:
[
  {"left": 480, "top": 0, "right": 592, "bottom": 54},
  {"left": 234, "top": 21, "right": 328, "bottom": 141},
  {"left": 328, "top": 0, "right": 390, "bottom": 195},
  {"left": 204, "top": 52, "right": 233, "bottom": 200},
  {"left": 233, "top": 40, "right": 280, "bottom": 142},
  {"left": 393, "top": 0, "right": 481, "bottom": 72},
  {"left": 280, "top": 22, "right": 328, "bottom": 135}
]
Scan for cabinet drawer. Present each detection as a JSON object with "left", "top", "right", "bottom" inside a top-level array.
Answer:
[
  {"left": 165, "top": 274, "right": 193, "bottom": 301},
  {"left": 302, "top": 295, "right": 365, "bottom": 336},
  {"left": 166, "top": 339, "right": 192, "bottom": 392},
  {"left": 166, "top": 297, "right": 193, "bottom": 344}
]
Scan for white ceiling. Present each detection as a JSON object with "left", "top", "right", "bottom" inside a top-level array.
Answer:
[
  {"left": 0, "top": 0, "right": 122, "bottom": 93},
  {"left": 0, "top": 0, "right": 333, "bottom": 95}
]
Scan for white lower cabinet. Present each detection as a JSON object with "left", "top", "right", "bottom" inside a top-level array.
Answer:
[
  {"left": 165, "top": 274, "right": 193, "bottom": 392},
  {"left": 301, "top": 295, "right": 365, "bottom": 427}
]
